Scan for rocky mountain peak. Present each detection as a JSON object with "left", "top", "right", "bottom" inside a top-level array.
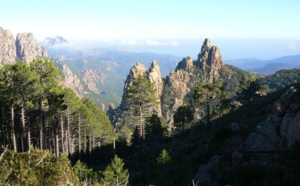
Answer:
[
  {"left": 201, "top": 38, "right": 212, "bottom": 53},
  {"left": 0, "top": 27, "right": 16, "bottom": 65},
  {"left": 16, "top": 32, "right": 49, "bottom": 63},
  {"left": 42, "top": 36, "right": 67, "bottom": 47},
  {"left": 120, "top": 63, "right": 147, "bottom": 109},
  {"left": 128, "top": 63, "right": 147, "bottom": 79},
  {"left": 197, "top": 38, "right": 224, "bottom": 82},
  {"left": 175, "top": 56, "right": 194, "bottom": 71},
  {"left": 197, "top": 38, "right": 224, "bottom": 68},
  {"left": 148, "top": 60, "right": 163, "bottom": 116}
]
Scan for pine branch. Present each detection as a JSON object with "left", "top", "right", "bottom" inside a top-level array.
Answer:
[
  {"left": 0, "top": 145, "right": 8, "bottom": 163},
  {"left": 35, "top": 151, "right": 49, "bottom": 167}
]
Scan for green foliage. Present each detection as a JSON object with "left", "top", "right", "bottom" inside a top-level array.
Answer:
[
  {"left": 125, "top": 75, "right": 156, "bottom": 139},
  {"left": 118, "top": 125, "right": 133, "bottom": 145},
  {"left": 73, "top": 160, "right": 93, "bottom": 184},
  {"left": 146, "top": 114, "right": 164, "bottom": 146},
  {"left": 194, "top": 78, "right": 223, "bottom": 124},
  {"left": 258, "top": 68, "right": 300, "bottom": 91},
  {"left": 157, "top": 149, "right": 171, "bottom": 165},
  {"left": 126, "top": 75, "right": 156, "bottom": 113},
  {"left": 238, "top": 72, "right": 260, "bottom": 105},
  {"left": 102, "top": 155, "right": 129, "bottom": 186},
  {"left": 173, "top": 105, "right": 193, "bottom": 131},
  {"left": 220, "top": 65, "right": 247, "bottom": 94},
  {"left": 0, "top": 147, "right": 79, "bottom": 185}
]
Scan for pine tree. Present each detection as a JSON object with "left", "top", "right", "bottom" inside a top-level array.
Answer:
[
  {"left": 30, "top": 59, "right": 61, "bottom": 149},
  {"left": 194, "top": 79, "right": 222, "bottom": 124},
  {"left": 11, "top": 62, "right": 39, "bottom": 152},
  {"left": 125, "top": 75, "right": 156, "bottom": 140},
  {"left": 157, "top": 149, "right": 171, "bottom": 165},
  {"left": 102, "top": 155, "right": 129, "bottom": 186},
  {"left": 173, "top": 105, "right": 193, "bottom": 131}
]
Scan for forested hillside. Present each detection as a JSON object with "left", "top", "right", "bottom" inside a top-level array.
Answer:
[{"left": 1, "top": 34, "right": 300, "bottom": 185}]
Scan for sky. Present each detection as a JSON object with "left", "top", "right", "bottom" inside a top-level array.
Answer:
[{"left": 1, "top": 0, "right": 300, "bottom": 59}]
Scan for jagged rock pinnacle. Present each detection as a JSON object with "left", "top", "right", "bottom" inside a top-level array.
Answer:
[
  {"left": 148, "top": 60, "right": 163, "bottom": 116},
  {"left": 0, "top": 27, "right": 17, "bottom": 65},
  {"left": 16, "top": 32, "right": 49, "bottom": 63}
]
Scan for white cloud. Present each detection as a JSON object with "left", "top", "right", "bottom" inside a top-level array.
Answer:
[
  {"left": 170, "top": 41, "right": 180, "bottom": 46},
  {"left": 144, "top": 40, "right": 180, "bottom": 46},
  {"left": 288, "top": 43, "right": 300, "bottom": 51},
  {"left": 120, "top": 40, "right": 138, "bottom": 46},
  {"left": 145, "top": 40, "right": 160, "bottom": 46}
]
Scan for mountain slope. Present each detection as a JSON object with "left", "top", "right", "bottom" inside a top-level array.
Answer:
[
  {"left": 226, "top": 54, "right": 300, "bottom": 74},
  {"left": 46, "top": 44, "right": 182, "bottom": 107}
]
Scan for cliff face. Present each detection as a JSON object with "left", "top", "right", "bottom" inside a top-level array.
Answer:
[
  {"left": 118, "top": 38, "right": 225, "bottom": 127},
  {"left": 0, "top": 27, "right": 16, "bottom": 65},
  {"left": 61, "top": 64, "right": 85, "bottom": 96},
  {"left": 16, "top": 32, "right": 49, "bottom": 63},
  {"left": 245, "top": 86, "right": 300, "bottom": 151},
  {"left": 197, "top": 38, "right": 224, "bottom": 82},
  {"left": 120, "top": 60, "right": 163, "bottom": 121},
  {"left": 163, "top": 56, "right": 197, "bottom": 125},
  {"left": 147, "top": 60, "right": 163, "bottom": 116},
  {"left": 162, "top": 39, "right": 224, "bottom": 125},
  {"left": 120, "top": 63, "right": 147, "bottom": 109}
]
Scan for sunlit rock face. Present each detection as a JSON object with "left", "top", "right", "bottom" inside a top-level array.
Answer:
[
  {"left": 0, "top": 27, "right": 17, "bottom": 65},
  {"left": 162, "top": 39, "right": 224, "bottom": 126},
  {"left": 147, "top": 60, "right": 164, "bottom": 116},
  {"left": 16, "top": 32, "right": 49, "bottom": 63},
  {"left": 197, "top": 38, "right": 224, "bottom": 82}
]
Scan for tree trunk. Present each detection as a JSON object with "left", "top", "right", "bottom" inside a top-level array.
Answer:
[
  {"left": 0, "top": 105, "right": 3, "bottom": 146},
  {"left": 139, "top": 105, "right": 144, "bottom": 139},
  {"left": 39, "top": 99, "right": 45, "bottom": 149},
  {"left": 67, "top": 108, "right": 72, "bottom": 154},
  {"left": 21, "top": 104, "right": 27, "bottom": 151},
  {"left": 78, "top": 114, "right": 81, "bottom": 153},
  {"left": 206, "top": 96, "right": 210, "bottom": 125},
  {"left": 60, "top": 114, "right": 64, "bottom": 153},
  {"left": 11, "top": 105, "right": 17, "bottom": 152},
  {"left": 89, "top": 133, "right": 92, "bottom": 153},
  {"left": 55, "top": 130, "right": 59, "bottom": 157},
  {"left": 92, "top": 134, "right": 95, "bottom": 150},
  {"left": 27, "top": 119, "right": 31, "bottom": 152},
  {"left": 84, "top": 129, "right": 87, "bottom": 154},
  {"left": 65, "top": 130, "right": 69, "bottom": 154}
]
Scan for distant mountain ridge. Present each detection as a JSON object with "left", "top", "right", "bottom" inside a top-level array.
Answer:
[
  {"left": 226, "top": 54, "right": 300, "bottom": 74},
  {"left": 42, "top": 36, "right": 67, "bottom": 47},
  {"left": 44, "top": 41, "right": 182, "bottom": 108}
]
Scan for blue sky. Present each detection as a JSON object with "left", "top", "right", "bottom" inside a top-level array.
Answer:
[{"left": 1, "top": 0, "right": 300, "bottom": 59}]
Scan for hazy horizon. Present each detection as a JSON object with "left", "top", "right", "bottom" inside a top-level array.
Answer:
[{"left": 1, "top": 0, "right": 300, "bottom": 60}]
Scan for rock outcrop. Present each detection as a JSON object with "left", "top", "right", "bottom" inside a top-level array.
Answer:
[
  {"left": 245, "top": 86, "right": 300, "bottom": 151},
  {"left": 0, "top": 27, "right": 17, "bottom": 65},
  {"left": 42, "top": 36, "right": 67, "bottom": 47},
  {"left": 197, "top": 38, "right": 224, "bottom": 82},
  {"left": 61, "top": 64, "right": 85, "bottom": 96},
  {"left": 120, "top": 63, "right": 147, "bottom": 109},
  {"left": 163, "top": 57, "right": 196, "bottom": 125},
  {"left": 16, "top": 32, "right": 49, "bottom": 63},
  {"left": 119, "top": 61, "right": 164, "bottom": 125},
  {"left": 117, "top": 38, "right": 224, "bottom": 127},
  {"left": 80, "top": 69, "right": 109, "bottom": 94},
  {"left": 162, "top": 39, "right": 224, "bottom": 125},
  {"left": 147, "top": 60, "right": 163, "bottom": 116}
]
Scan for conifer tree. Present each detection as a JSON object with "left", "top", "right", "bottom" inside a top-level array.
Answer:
[
  {"left": 194, "top": 79, "right": 222, "bottom": 124},
  {"left": 102, "top": 155, "right": 129, "bottom": 186},
  {"left": 30, "top": 59, "right": 61, "bottom": 149},
  {"left": 125, "top": 75, "right": 156, "bottom": 140}
]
